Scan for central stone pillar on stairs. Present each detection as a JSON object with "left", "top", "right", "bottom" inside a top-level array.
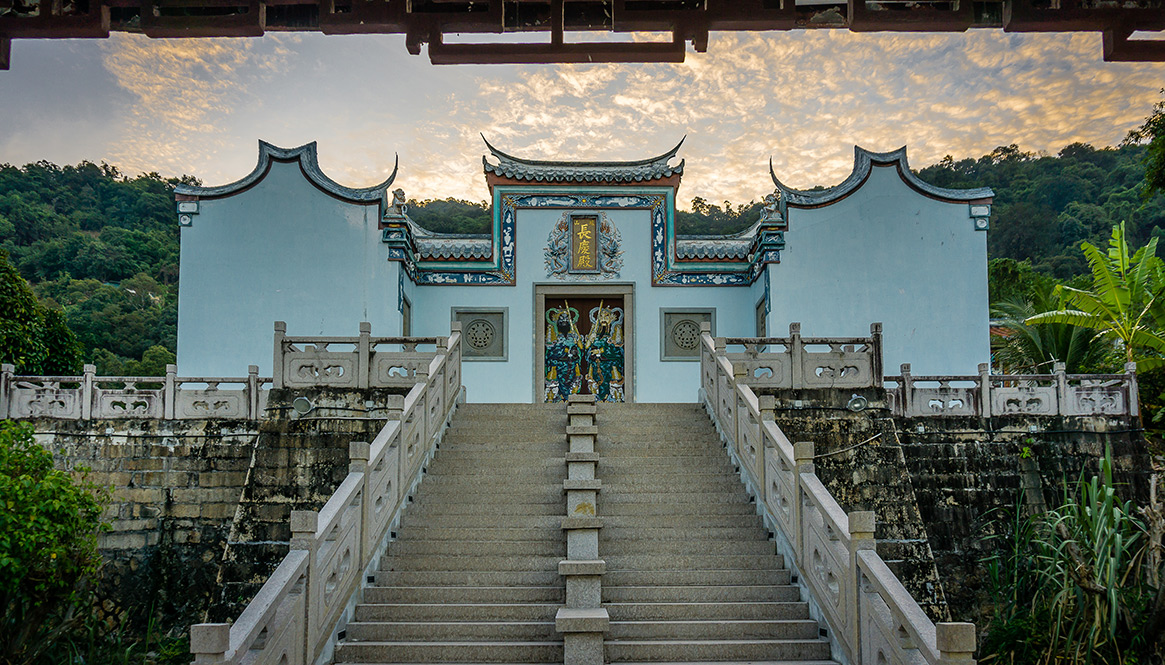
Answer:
[{"left": 557, "top": 394, "right": 609, "bottom": 665}]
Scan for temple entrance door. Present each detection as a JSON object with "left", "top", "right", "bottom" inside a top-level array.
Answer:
[{"left": 543, "top": 295, "right": 627, "bottom": 403}]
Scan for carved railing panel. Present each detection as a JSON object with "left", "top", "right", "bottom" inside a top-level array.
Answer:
[
  {"left": 1, "top": 365, "right": 272, "bottom": 421},
  {"left": 699, "top": 329, "right": 976, "bottom": 665},
  {"left": 886, "top": 362, "right": 1138, "bottom": 418},
  {"left": 724, "top": 322, "right": 883, "bottom": 391},
  {"left": 190, "top": 325, "right": 464, "bottom": 665}
]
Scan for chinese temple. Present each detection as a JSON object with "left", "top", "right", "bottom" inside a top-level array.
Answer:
[{"left": 174, "top": 138, "right": 993, "bottom": 402}]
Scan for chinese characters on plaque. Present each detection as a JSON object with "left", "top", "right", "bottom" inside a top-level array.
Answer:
[{"left": 570, "top": 216, "right": 599, "bottom": 273}]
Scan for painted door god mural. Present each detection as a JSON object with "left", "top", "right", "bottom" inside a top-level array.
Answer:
[{"left": 545, "top": 297, "right": 625, "bottom": 402}]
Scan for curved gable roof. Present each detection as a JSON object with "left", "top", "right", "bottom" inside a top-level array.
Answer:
[
  {"left": 174, "top": 141, "right": 398, "bottom": 205},
  {"left": 770, "top": 146, "right": 993, "bottom": 208},
  {"left": 482, "top": 135, "right": 685, "bottom": 183}
]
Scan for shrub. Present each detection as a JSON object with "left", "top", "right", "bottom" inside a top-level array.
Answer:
[{"left": 0, "top": 421, "right": 109, "bottom": 665}]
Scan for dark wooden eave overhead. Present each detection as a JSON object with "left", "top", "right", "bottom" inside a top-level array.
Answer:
[{"left": 1, "top": 0, "right": 1163, "bottom": 71}]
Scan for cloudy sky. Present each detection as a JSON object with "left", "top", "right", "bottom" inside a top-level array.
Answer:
[{"left": 0, "top": 29, "right": 1162, "bottom": 207}]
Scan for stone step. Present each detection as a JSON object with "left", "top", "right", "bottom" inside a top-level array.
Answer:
[
  {"left": 397, "top": 527, "right": 561, "bottom": 541},
  {"left": 382, "top": 555, "right": 562, "bottom": 572},
  {"left": 364, "top": 586, "right": 564, "bottom": 604},
  {"left": 355, "top": 603, "right": 559, "bottom": 623},
  {"left": 602, "top": 554, "right": 784, "bottom": 570},
  {"left": 334, "top": 639, "right": 563, "bottom": 663},
  {"left": 417, "top": 475, "right": 562, "bottom": 487},
  {"left": 404, "top": 502, "right": 565, "bottom": 516},
  {"left": 600, "top": 526, "right": 769, "bottom": 542},
  {"left": 605, "top": 568, "right": 791, "bottom": 587},
  {"left": 607, "top": 619, "right": 820, "bottom": 641},
  {"left": 599, "top": 479, "right": 749, "bottom": 492},
  {"left": 596, "top": 503, "right": 758, "bottom": 516},
  {"left": 346, "top": 620, "right": 558, "bottom": 642},
  {"left": 601, "top": 539, "right": 776, "bottom": 556},
  {"left": 602, "top": 585, "right": 799, "bottom": 603},
  {"left": 375, "top": 570, "right": 562, "bottom": 587},
  {"left": 605, "top": 602, "right": 810, "bottom": 621},
  {"left": 410, "top": 490, "right": 564, "bottom": 503},
  {"left": 600, "top": 491, "right": 752, "bottom": 504},
  {"left": 387, "top": 540, "right": 565, "bottom": 557},
  {"left": 398, "top": 514, "right": 764, "bottom": 529},
  {"left": 604, "top": 638, "right": 832, "bottom": 662}
]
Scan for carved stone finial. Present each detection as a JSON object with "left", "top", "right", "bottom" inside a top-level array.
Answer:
[
  {"left": 391, "top": 188, "right": 408, "bottom": 216},
  {"left": 760, "top": 189, "right": 782, "bottom": 222}
]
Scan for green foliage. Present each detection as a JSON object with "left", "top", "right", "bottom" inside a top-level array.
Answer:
[
  {"left": 407, "top": 198, "right": 492, "bottom": 235},
  {"left": 0, "top": 248, "right": 47, "bottom": 374},
  {"left": 0, "top": 421, "right": 110, "bottom": 665},
  {"left": 0, "top": 161, "right": 187, "bottom": 371},
  {"left": 38, "top": 308, "right": 82, "bottom": 376},
  {"left": 981, "top": 449, "right": 1163, "bottom": 664},
  {"left": 1025, "top": 223, "right": 1165, "bottom": 372},
  {"left": 1126, "top": 92, "right": 1165, "bottom": 199},
  {"left": 918, "top": 142, "right": 1165, "bottom": 280},
  {"left": 674, "top": 198, "right": 761, "bottom": 235},
  {"left": 991, "top": 280, "right": 1115, "bottom": 374}
]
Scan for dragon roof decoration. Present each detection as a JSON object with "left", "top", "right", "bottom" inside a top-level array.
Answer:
[{"left": 482, "top": 135, "right": 685, "bottom": 184}]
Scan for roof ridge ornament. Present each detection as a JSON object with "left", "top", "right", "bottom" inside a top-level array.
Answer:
[
  {"left": 481, "top": 135, "right": 685, "bottom": 184},
  {"left": 175, "top": 141, "right": 398, "bottom": 205},
  {"left": 769, "top": 145, "right": 993, "bottom": 208}
]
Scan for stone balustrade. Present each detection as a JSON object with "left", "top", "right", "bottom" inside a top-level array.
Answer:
[
  {"left": 0, "top": 363, "right": 270, "bottom": 421},
  {"left": 723, "top": 323, "right": 884, "bottom": 390},
  {"left": 720, "top": 324, "right": 1138, "bottom": 419},
  {"left": 274, "top": 321, "right": 447, "bottom": 390},
  {"left": 885, "top": 362, "right": 1139, "bottom": 418},
  {"left": 189, "top": 325, "right": 464, "bottom": 665},
  {"left": 700, "top": 325, "right": 977, "bottom": 665}
]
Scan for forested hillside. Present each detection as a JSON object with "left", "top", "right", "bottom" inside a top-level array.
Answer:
[{"left": 2, "top": 137, "right": 1163, "bottom": 375}]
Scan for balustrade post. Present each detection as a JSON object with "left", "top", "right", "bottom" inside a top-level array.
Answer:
[
  {"left": 758, "top": 394, "right": 776, "bottom": 423},
  {"left": 869, "top": 323, "right": 883, "bottom": 388},
  {"left": 1125, "top": 361, "right": 1139, "bottom": 418},
  {"left": 0, "top": 363, "right": 13, "bottom": 419},
  {"left": 358, "top": 322, "right": 371, "bottom": 390},
  {"left": 82, "top": 364, "right": 95, "bottom": 421},
  {"left": 935, "top": 622, "right": 977, "bottom": 665},
  {"left": 247, "top": 365, "right": 259, "bottom": 420},
  {"left": 273, "top": 321, "right": 287, "bottom": 390},
  {"left": 792, "top": 441, "right": 814, "bottom": 557},
  {"left": 700, "top": 323, "right": 712, "bottom": 405},
  {"left": 290, "top": 510, "right": 318, "bottom": 664},
  {"left": 899, "top": 363, "right": 912, "bottom": 418},
  {"left": 350, "top": 441, "right": 371, "bottom": 564},
  {"left": 189, "top": 623, "right": 230, "bottom": 665},
  {"left": 1053, "top": 361, "right": 1067, "bottom": 414},
  {"left": 789, "top": 323, "right": 803, "bottom": 389},
  {"left": 164, "top": 364, "right": 177, "bottom": 420},
  {"left": 977, "top": 363, "right": 991, "bottom": 419},
  {"left": 847, "top": 511, "right": 876, "bottom": 659},
  {"left": 435, "top": 336, "right": 450, "bottom": 410}
]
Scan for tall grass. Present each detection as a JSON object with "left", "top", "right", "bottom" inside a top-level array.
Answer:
[{"left": 981, "top": 448, "right": 1164, "bottom": 664}]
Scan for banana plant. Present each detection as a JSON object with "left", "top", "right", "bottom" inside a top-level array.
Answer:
[{"left": 1026, "top": 222, "right": 1165, "bottom": 373}]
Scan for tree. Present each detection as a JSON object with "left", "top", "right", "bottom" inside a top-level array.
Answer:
[
  {"left": 1127, "top": 91, "right": 1165, "bottom": 198},
  {"left": 1026, "top": 223, "right": 1165, "bottom": 372},
  {"left": 992, "top": 282, "right": 1113, "bottom": 374},
  {"left": 39, "top": 308, "right": 82, "bottom": 376},
  {"left": 0, "top": 248, "right": 46, "bottom": 374},
  {"left": 0, "top": 421, "right": 109, "bottom": 665}
]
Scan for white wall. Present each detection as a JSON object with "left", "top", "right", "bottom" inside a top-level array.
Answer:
[
  {"left": 767, "top": 164, "right": 990, "bottom": 375},
  {"left": 177, "top": 162, "right": 400, "bottom": 377}
]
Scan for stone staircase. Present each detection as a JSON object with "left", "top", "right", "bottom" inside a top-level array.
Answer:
[
  {"left": 598, "top": 403, "right": 834, "bottom": 664},
  {"left": 334, "top": 402, "right": 836, "bottom": 664},
  {"left": 335, "top": 403, "right": 567, "bottom": 663}
]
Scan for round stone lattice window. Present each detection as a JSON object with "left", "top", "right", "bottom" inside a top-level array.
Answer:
[
  {"left": 465, "top": 319, "right": 496, "bottom": 350},
  {"left": 671, "top": 319, "right": 701, "bottom": 350}
]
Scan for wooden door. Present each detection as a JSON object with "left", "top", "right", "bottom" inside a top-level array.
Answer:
[{"left": 544, "top": 296, "right": 626, "bottom": 403}]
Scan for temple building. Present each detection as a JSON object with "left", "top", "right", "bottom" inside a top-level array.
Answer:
[{"left": 174, "top": 139, "right": 993, "bottom": 403}]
